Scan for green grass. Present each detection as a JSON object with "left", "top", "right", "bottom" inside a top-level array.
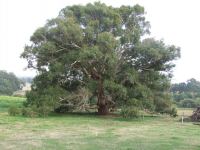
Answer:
[
  {"left": 0, "top": 96, "right": 25, "bottom": 112},
  {"left": 0, "top": 96, "right": 200, "bottom": 150}
]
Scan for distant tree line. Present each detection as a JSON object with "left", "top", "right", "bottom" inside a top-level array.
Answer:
[
  {"left": 20, "top": 77, "right": 33, "bottom": 84},
  {"left": 171, "top": 78, "right": 200, "bottom": 108},
  {"left": 0, "top": 70, "right": 24, "bottom": 95}
]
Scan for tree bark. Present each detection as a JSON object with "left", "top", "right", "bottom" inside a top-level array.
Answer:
[
  {"left": 97, "top": 79, "right": 109, "bottom": 115},
  {"left": 97, "top": 104, "right": 109, "bottom": 115}
]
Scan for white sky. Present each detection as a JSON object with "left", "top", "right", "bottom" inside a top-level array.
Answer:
[{"left": 0, "top": 0, "right": 200, "bottom": 83}]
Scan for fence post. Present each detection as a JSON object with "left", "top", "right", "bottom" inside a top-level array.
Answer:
[{"left": 182, "top": 112, "right": 184, "bottom": 124}]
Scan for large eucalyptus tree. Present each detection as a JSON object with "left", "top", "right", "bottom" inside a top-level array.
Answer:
[{"left": 21, "top": 2, "right": 180, "bottom": 115}]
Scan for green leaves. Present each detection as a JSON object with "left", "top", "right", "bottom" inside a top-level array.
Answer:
[
  {"left": 126, "top": 38, "right": 180, "bottom": 73},
  {"left": 104, "top": 80, "right": 127, "bottom": 104},
  {"left": 21, "top": 2, "right": 180, "bottom": 115},
  {"left": 97, "top": 32, "right": 118, "bottom": 52},
  {"left": 0, "top": 71, "right": 22, "bottom": 95}
]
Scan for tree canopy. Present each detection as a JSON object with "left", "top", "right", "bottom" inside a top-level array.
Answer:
[
  {"left": 171, "top": 78, "right": 200, "bottom": 94},
  {"left": 21, "top": 2, "right": 180, "bottom": 115},
  {"left": 0, "top": 70, "right": 23, "bottom": 95},
  {"left": 171, "top": 78, "right": 200, "bottom": 108}
]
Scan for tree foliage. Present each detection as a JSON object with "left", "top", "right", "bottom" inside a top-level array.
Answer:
[
  {"left": 0, "top": 70, "right": 23, "bottom": 95},
  {"left": 171, "top": 78, "right": 200, "bottom": 107},
  {"left": 21, "top": 2, "right": 180, "bottom": 115}
]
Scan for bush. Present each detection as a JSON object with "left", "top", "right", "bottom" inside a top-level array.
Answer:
[
  {"left": 162, "top": 107, "right": 178, "bottom": 117},
  {"left": 121, "top": 106, "right": 140, "bottom": 118},
  {"left": 21, "top": 106, "right": 52, "bottom": 117},
  {"left": 54, "top": 105, "right": 74, "bottom": 113},
  {"left": 169, "top": 107, "right": 178, "bottom": 117},
  {"left": 8, "top": 106, "right": 21, "bottom": 116},
  {"left": 21, "top": 107, "right": 38, "bottom": 117},
  {"left": 37, "top": 106, "right": 51, "bottom": 117}
]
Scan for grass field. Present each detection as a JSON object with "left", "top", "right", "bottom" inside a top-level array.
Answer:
[
  {"left": 0, "top": 96, "right": 25, "bottom": 113},
  {"left": 0, "top": 96, "right": 200, "bottom": 150},
  {"left": 177, "top": 108, "right": 195, "bottom": 117}
]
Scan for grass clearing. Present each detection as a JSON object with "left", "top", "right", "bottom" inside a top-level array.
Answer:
[
  {"left": 177, "top": 108, "right": 194, "bottom": 117},
  {"left": 0, "top": 96, "right": 25, "bottom": 112},
  {"left": 0, "top": 96, "right": 200, "bottom": 150}
]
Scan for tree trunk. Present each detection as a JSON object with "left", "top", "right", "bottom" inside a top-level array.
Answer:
[
  {"left": 97, "top": 79, "right": 109, "bottom": 115},
  {"left": 97, "top": 104, "right": 109, "bottom": 115}
]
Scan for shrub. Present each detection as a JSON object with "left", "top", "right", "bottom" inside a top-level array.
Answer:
[
  {"left": 21, "top": 107, "right": 38, "bottom": 117},
  {"left": 24, "top": 86, "right": 68, "bottom": 115},
  {"left": 54, "top": 105, "right": 74, "bottom": 113},
  {"left": 8, "top": 106, "right": 21, "bottom": 116},
  {"left": 169, "top": 107, "right": 178, "bottom": 117},
  {"left": 162, "top": 107, "right": 178, "bottom": 117},
  {"left": 37, "top": 106, "right": 51, "bottom": 117},
  {"left": 21, "top": 106, "right": 52, "bottom": 117},
  {"left": 121, "top": 106, "right": 140, "bottom": 118}
]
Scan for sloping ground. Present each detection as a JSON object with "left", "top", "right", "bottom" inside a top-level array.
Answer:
[
  {"left": 0, "top": 96, "right": 200, "bottom": 150},
  {"left": 13, "top": 83, "right": 31, "bottom": 97},
  {"left": 22, "top": 83, "right": 31, "bottom": 91}
]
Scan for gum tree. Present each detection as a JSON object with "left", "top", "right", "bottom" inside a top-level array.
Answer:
[{"left": 21, "top": 2, "right": 180, "bottom": 115}]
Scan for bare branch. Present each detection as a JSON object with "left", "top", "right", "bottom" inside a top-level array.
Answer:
[{"left": 71, "top": 60, "right": 81, "bottom": 68}]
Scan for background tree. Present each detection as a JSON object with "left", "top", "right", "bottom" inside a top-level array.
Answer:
[
  {"left": 20, "top": 77, "right": 33, "bottom": 84},
  {"left": 21, "top": 2, "right": 180, "bottom": 115},
  {"left": 171, "top": 78, "right": 200, "bottom": 108},
  {"left": 0, "top": 70, "right": 23, "bottom": 95}
]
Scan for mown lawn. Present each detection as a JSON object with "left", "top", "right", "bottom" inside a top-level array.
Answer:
[{"left": 0, "top": 96, "right": 200, "bottom": 150}]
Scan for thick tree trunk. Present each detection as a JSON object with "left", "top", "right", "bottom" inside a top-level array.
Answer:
[
  {"left": 97, "top": 104, "right": 109, "bottom": 115},
  {"left": 97, "top": 79, "right": 109, "bottom": 115}
]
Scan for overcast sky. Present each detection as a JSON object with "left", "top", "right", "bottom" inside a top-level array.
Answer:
[{"left": 0, "top": 0, "right": 200, "bottom": 83}]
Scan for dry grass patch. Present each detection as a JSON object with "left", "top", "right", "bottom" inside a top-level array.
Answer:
[{"left": 177, "top": 108, "right": 194, "bottom": 117}]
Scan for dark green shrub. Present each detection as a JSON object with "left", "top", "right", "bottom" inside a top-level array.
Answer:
[
  {"left": 54, "top": 105, "right": 74, "bottom": 113},
  {"left": 169, "top": 107, "right": 178, "bottom": 117},
  {"left": 37, "top": 106, "right": 51, "bottom": 117},
  {"left": 21, "top": 107, "right": 38, "bottom": 117},
  {"left": 8, "top": 106, "right": 21, "bottom": 116},
  {"left": 22, "top": 106, "right": 52, "bottom": 117},
  {"left": 121, "top": 106, "right": 139, "bottom": 118},
  {"left": 24, "top": 86, "right": 68, "bottom": 115}
]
